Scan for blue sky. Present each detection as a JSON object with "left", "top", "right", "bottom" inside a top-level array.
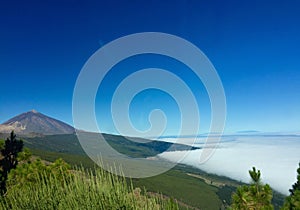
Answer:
[{"left": 0, "top": 0, "right": 300, "bottom": 134}]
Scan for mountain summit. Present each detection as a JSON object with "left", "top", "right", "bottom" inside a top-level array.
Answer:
[{"left": 0, "top": 110, "right": 74, "bottom": 135}]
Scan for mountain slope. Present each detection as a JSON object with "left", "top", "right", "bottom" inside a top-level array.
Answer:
[
  {"left": 23, "top": 133, "right": 198, "bottom": 158},
  {"left": 0, "top": 110, "right": 74, "bottom": 135}
]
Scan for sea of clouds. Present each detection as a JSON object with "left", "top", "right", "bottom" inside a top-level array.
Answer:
[{"left": 158, "top": 135, "right": 300, "bottom": 195}]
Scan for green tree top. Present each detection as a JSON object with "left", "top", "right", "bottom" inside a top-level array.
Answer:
[
  {"left": 230, "top": 167, "right": 273, "bottom": 210},
  {"left": 249, "top": 167, "right": 261, "bottom": 184}
]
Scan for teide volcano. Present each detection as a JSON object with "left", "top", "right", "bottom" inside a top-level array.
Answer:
[{"left": 0, "top": 110, "right": 74, "bottom": 135}]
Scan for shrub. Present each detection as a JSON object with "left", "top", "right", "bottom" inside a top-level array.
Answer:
[{"left": 1, "top": 159, "right": 178, "bottom": 210}]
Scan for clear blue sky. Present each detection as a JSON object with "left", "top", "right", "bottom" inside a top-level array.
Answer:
[{"left": 1, "top": 0, "right": 299, "bottom": 134}]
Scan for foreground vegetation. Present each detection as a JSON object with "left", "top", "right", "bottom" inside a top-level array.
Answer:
[
  {"left": 1, "top": 159, "right": 178, "bottom": 209},
  {"left": 1, "top": 132, "right": 299, "bottom": 209},
  {"left": 0, "top": 132, "right": 178, "bottom": 209},
  {"left": 28, "top": 147, "right": 286, "bottom": 209},
  {"left": 29, "top": 148, "right": 240, "bottom": 209}
]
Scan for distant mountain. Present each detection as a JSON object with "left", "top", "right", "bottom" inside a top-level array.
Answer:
[
  {"left": 0, "top": 110, "right": 74, "bottom": 135},
  {"left": 236, "top": 130, "right": 260, "bottom": 134}
]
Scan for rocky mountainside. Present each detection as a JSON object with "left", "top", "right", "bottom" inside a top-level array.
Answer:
[{"left": 0, "top": 110, "right": 74, "bottom": 135}]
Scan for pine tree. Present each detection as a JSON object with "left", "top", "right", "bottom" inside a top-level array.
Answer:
[
  {"left": 0, "top": 131, "right": 24, "bottom": 194},
  {"left": 230, "top": 167, "right": 274, "bottom": 209},
  {"left": 289, "top": 163, "right": 300, "bottom": 195},
  {"left": 282, "top": 162, "right": 300, "bottom": 209}
]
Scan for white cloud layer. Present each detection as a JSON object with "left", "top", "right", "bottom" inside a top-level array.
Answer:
[{"left": 159, "top": 135, "right": 300, "bottom": 195}]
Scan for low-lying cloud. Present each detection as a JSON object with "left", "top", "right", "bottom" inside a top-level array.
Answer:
[{"left": 159, "top": 135, "right": 300, "bottom": 195}]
